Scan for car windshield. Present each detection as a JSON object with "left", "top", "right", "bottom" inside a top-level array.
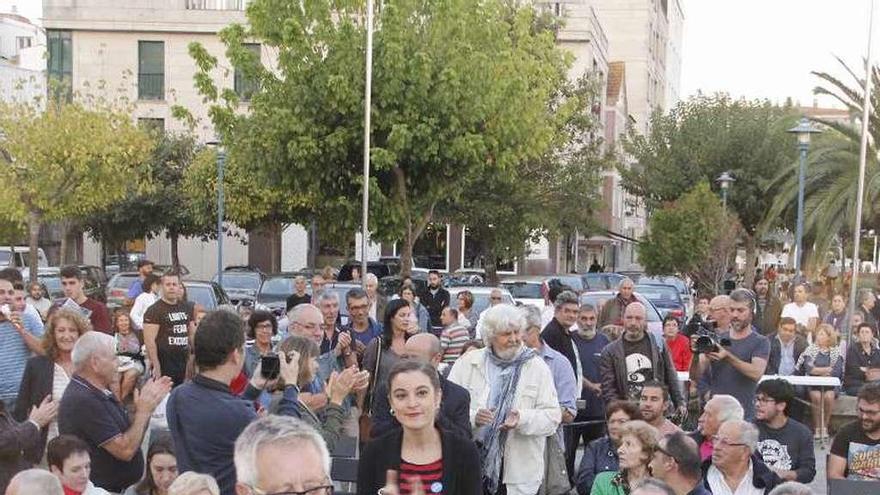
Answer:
[
  {"left": 219, "top": 273, "right": 261, "bottom": 291},
  {"left": 640, "top": 277, "right": 687, "bottom": 294},
  {"left": 552, "top": 276, "right": 584, "bottom": 292},
  {"left": 185, "top": 285, "right": 215, "bottom": 309},
  {"left": 40, "top": 276, "right": 62, "bottom": 294},
  {"left": 501, "top": 282, "right": 543, "bottom": 299},
  {"left": 111, "top": 275, "right": 139, "bottom": 289},
  {"left": 579, "top": 293, "right": 662, "bottom": 322},
  {"left": 0, "top": 251, "right": 10, "bottom": 264},
  {"left": 635, "top": 285, "right": 680, "bottom": 302},
  {"left": 261, "top": 277, "right": 294, "bottom": 296}
]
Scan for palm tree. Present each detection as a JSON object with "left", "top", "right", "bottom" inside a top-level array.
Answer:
[{"left": 765, "top": 58, "right": 880, "bottom": 272}]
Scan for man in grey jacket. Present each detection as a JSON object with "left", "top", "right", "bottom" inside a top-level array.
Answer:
[{"left": 599, "top": 302, "right": 685, "bottom": 414}]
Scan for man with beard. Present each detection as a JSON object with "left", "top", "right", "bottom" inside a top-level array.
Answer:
[
  {"left": 571, "top": 304, "right": 611, "bottom": 468},
  {"left": 753, "top": 278, "right": 782, "bottom": 336},
  {"left": 828, "top": 381, "right": 880, "bottom": 480},
  {"left": 419, "top": 270, "right": 450, "bottom": 335},
  {"left": 448, "top": 304, "right": 560, "bottom": 495},
  {"left": 754, "top": 379, "right": 815, "bottom": 484},
  {"left": 542, "top": 290, "right": 582, "bottom": 391},
  {"left": 599, "top": 303, "right": 684, "bottom": 414},
  {"left": 639, "top": 380, "right": 681, "bottom": 435},
  {"left": 598, "top": 278, "right": 637, "bottom": 328},
  {"left": 766, "top": 317, "right": 808, "bottom": 377},
  {"left": 691, "top": 289, "right": 769, "bottom": 420}
]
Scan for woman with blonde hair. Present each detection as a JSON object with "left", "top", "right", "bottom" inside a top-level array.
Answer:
[
  {"left": 590, "top": 420, "right": 660, "bottom": 495},
  {"left": 797, "top": 323, "right": 844, "bottom": 438},
  {"left": 15, "top": 308, "right": 91, "bottom": 455}
]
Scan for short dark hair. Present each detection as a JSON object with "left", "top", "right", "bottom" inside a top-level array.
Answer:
[
  {"left": 142, "top": 273, "right": 161, "bottom": 293},
  {"left": 346, "top": 287, "right": 368, "bottom": 304},
  {"left": 640, "top": 380, "right": 669, "bottom": 403},
  {"left": 388, "top": 360, "right": 441, "bottom": 396},
  {"left": 662, "top": 432, "right": 702, "bottom": 480},
  {"left": 428, "top": 270, "right": 441, "bottom": 277},
  {"left": 606, "top": 400, "right": 641, "bottom": 420},
  {"left": 194, "top": 310, "right": 245, "bottom": 370},
  {"left": 47, "top": 434, "right": 89, "bottom": 471},
  {"left": 0, "top": 268, "right": 22, "bottom": 283},
  {"left": 778, "top": 317, "right": 797, "bottom": 328},
  {"left": 756, "top": 378, "right": 794, "bottom": 415},
  {"left": 859, "top": 381, "right": 880, "bottom": 404},
  {"left": 161, "top": 271, "right": 181, "bottom": 282},
  {"left": 59, "top": 265, "right": 82, "bottom": 280},
  {"left": 247, "top": 310, "right": 278, "bottom": 339},
  {"left": 856, "top": 323, "right": 875, "bottom": 336},
  {"left": 137, "top": 259, "right": 154, "bottom": 269},
  {"left": 662, "top": 314, "right": 679, "bottom": 327}
]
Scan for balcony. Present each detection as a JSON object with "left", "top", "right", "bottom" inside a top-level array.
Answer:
[{"left": 185, "top": 0, "right": 250, "bottom": 10}]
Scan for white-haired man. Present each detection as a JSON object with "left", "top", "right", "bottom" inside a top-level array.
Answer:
[
  {"left": 448, "top": 304, "right": 561, "bottom": 495},
  {"left": 700, "top": 420, "right": 782, "bottom": 495},
  {"left": 363, "top": 273, "right": 386, "bottom": 322},
  {"left": 5, "top": 469, "right": 63, "bottom": 495},
  {"left": 58, "top": 332, "right": 171, "bottom": 493},
  {"left": 234, "top": 415, "right": 332, "bottom": 495},
  {"left": 690, "top": 395, "right": 744, "bottom": 462}
]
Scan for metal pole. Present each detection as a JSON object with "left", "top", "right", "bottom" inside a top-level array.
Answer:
[
  {"left": 847, "top": 0, "right": 875, "bottom": 345},
  {"left": 217, "top": 149, "right": 226, "bottom": 287},
  {"left": 721, "top": 188, "right": 728, "bottom": 210},
  {"left": 360, "top": 0, "right": 374, "bottom": 290},
  {"left": 795, "top": 144, "right": 807, "bottom": 276}
]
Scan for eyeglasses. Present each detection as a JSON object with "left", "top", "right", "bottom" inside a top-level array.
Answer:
[
  {"left": 711, "top": 436, "right": 747, "bottom": 448},
  {"left": 246, "top": 483, "right": 333, "bottom": 495}
]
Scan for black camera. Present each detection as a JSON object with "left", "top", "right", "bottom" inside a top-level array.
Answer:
[{"left": 685, "top": 315, "right": 731, "bottom": 354}]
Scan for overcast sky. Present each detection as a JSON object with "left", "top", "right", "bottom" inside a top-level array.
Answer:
[{"left": 680, "top": 0, "right": 877, "bottom": 108}]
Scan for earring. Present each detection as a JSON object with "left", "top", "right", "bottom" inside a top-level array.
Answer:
[{"left": 390, "top": 408, "right": 395, "bottom": 416}]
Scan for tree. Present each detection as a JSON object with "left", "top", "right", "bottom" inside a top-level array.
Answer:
[
  {"left": 622, "top": 94, "right": 799, "bottom": 287},
  {"left": 638, "top": 183, "right": 740, "bottom": 295},
  {"left": 185, "top": 0, "right": 573, "bottom": 275},
  {"left": 0, "top": 99, "right": 153, "bottom": 270},
  {"left": 765, "top": 59, "right": 880, "bottom": 273},
  {"left": 83, "top": 132, "right": 215, "bottom": 271},
  {"left": 447, "top": 74, "right": 611, "bottom": 283}
]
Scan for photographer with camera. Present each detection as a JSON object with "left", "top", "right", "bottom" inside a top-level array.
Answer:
[{"left": 689, "top": 289, "right": 770, "bottom": 420}]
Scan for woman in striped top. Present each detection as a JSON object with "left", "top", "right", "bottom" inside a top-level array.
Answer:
[
  {"left": 357, "top": 360, "right": 481, "bottom": 495},
  {"left": 439, "top": 308, "right": 470, "bottom": 365}
]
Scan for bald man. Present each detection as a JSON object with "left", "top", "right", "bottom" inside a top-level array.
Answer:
[
  {"left": 369, "top": 333, "right": 472, "bottom": 438},
  {"left": 599, "top": 302, "right": 685, "bottom": 414}
]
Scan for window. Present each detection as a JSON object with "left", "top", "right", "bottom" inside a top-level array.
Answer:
[
  {"left": 47, "top": 30, "right": 72, "bottom": 101},
  {"left": 16, "top": 36, "right": 32, "bottom": 51},
  {"left": 234, "top": 43, "right": 261, "bottom": 101},
  {"left": 138, "top": 41, "right": 165, "bottom": 100},
  {"left": 138, "top": 118, "right": 165, "bottom": 135}
]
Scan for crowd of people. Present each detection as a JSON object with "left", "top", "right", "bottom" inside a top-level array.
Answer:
[{"left": 1, "top": 262, "right": 880, "bottom": 495}]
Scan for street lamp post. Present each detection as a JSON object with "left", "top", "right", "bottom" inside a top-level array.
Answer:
[
  {"left": 361, "top": 0, "right": 374, "bottom": 289},
  {"left": 207, "top": 140, "right": 226, "bottom": 287},
  {"left": 786, "top": 118, "right": 821, "bottom": 276},
  {"left": 716, "top": 171, "right": 735, "bottom": 209}
]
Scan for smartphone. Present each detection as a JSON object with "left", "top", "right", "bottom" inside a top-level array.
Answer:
[{"left": 261, "top": 354, "right": 281, "bottom": 380}]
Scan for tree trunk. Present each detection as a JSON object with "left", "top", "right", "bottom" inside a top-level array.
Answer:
[
  {"left": 59, "top": 221, "right": 69, "bottom": 266},
  {"left": 27, "top": 210, "right": 41, "bottom": 275},
  {"left": 482, "top": 238, "right": 499, "bottom": 286},
  {"left": 170, "top": 232, "right": 180, "bottom": 273},
  {"left": 399, "top": 233, "right": 414, "bottom": 278},
  {"left": 743, "top": 233, "right": 758, "bottom": 288},
  {"left": 270, "top": 222, "right": 282, "bottom": 272}
]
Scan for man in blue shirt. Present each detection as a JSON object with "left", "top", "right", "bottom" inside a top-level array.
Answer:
[
  {"left": 342, "top": 288, "right": 382, "bottom": 360},
  {"left": 571, "top": 304, "right": 610, "bottom": 471},
  {"left": 125, "top": 259, "right": 154, "bottom": 301},
  {"left": 0, "top": 276, "right": 44, "bottom": 412}
]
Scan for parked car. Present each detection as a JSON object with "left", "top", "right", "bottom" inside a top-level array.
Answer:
[
  {"left": 447, "top": 286, "right": 515, "bottom": 317},
  {"left": 184, "top": 280, "right": 231, "bottom": 311},
  {"left": 499, "top": 277, "right": 545, "bottom": 308},
  {"left": 378, "top": 273, "right": 429, "bottom": 298},
  {"left": 78, "top": 265, "right": 108, "bottom": 302},
  {"left": 638, "top": 275, "right": 694, "bottom": 317},
  {"left": 581, "top": 272, "right": 627, "bottom": 292},
  {"left": 322, "top": 282, "right": 361, "bottom": 319},
  {"left": 549, "top": 274, "right": 585, "bottom": 293},
  {"left": 105, "top": 272, "right": 140, "bottom": 310},
  {"left": 634, "top": 283, "right": 686, "bottom": 321},
  {"left": 0, "top": 246, "right": 48, "bottom": 269},
  {"left": 154, "top": 264, "right": 191, "bottom": 276},
  {"left": 213, "top": 267, "right": 266, "bottom": 306},
  {"left": 337, "top": 260, "right": 398, "bottom": 282},
  {"left": 31, "top": 268, "right": 64, "bottom": 300},
  {"left": 257, "top": 273, "right": 300, "bottom": 315},
  {"left": 28, "top": 266, "right": 105, "bottom": 302},
  {"left": 578, "top": 290, "right": 664, "bottom": 341}
]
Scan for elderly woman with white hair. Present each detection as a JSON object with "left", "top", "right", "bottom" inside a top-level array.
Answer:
[{"left": 448, "top": 304, "right": 561, "bottom": 495}]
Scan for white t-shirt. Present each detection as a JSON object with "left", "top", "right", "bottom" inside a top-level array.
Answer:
[{"left": 781, "top": 302, "right": 819, "bottom": 328}]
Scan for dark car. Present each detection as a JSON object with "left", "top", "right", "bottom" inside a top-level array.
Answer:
[
  {"left": 213, "top": 267, "right": 266, "bottom": 305},
  {"left": 638, "top": 275, "right": 693, "bottom": 317},
  {"left": 257, "top": 273, "right": 301, "bottom": 314},
  {"left": 78, "top": 265, "right": 108, "bottom": 302},
  {"left": 634, "top": 283, "right": 686, "bottom": 321},
  {"left": 105, "top": 272, "right": 140, "bottom": 310},
  {"left": 337, "top": 260, "right": 399, "bottom": 282},
  {"left": 581, "top": 272, "right": 627, "bottom": 292},
  {"left": 34, "top": 268, "right": 64, "bottom": 300},
  {"left": 184, "top": 280, "right": 231, "bottom": 311},
  {"left": 322, "top": 282, "right": 361, "bottom": 319},
  {"left": 378, "top": 273, "right": 429, "bottom": 298}
]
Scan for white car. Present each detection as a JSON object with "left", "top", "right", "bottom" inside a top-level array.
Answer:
[{"left": 499, "top": 278, "right": 545, "bottom": 308}]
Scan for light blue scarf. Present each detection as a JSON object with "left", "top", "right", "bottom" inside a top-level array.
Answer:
[{"left": 479, "top": 346, "right": 536, "bottom": 494}]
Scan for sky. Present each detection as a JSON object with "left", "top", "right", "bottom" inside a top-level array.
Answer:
[{"left": 680, "top": 0, "right": 878, "bottom": 108}]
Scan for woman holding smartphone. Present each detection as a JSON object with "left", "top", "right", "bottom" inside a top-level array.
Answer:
[{"left": 357, "top": 360, "right": 481, "bottom": 495}]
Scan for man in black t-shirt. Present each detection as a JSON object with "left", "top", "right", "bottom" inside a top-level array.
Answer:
[
  {"left": 285, "top": 275, "right": 311, "bottom": 312},
  {"left": 754, "top": 379, "right": 815, "bottom": 483},
  {"left": 143, "top": 272, "right": 194, "bottom": 387},
  {"left": 829, "top": 381, "right": 880, "bottom": 480}
]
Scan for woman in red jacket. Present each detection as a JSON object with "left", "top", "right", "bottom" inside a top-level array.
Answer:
[{"left": 663, "top": 315, "right": 692, "bottom": 372}]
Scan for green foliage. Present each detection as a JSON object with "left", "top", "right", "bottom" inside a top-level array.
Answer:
[
  {"left": 638, "top": 183, "right": 739, "bottom": 295},
  {"left": 185, "top": 0, "right": 575, "bottom": 273},
  {"left": 622, "top": 94, "right": 799, "bottom": 237}
]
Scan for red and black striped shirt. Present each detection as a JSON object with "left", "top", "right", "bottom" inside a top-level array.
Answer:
[{"left": 399, "top": 457, "right": 444, "bottom": 495}]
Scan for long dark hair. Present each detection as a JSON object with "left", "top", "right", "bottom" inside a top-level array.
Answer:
[
  {"left": 134, "top": 434, "right": 176, "bottom": 495},
  {"left": 381, "top": 298, "right": 411, "bottom": 350}
]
